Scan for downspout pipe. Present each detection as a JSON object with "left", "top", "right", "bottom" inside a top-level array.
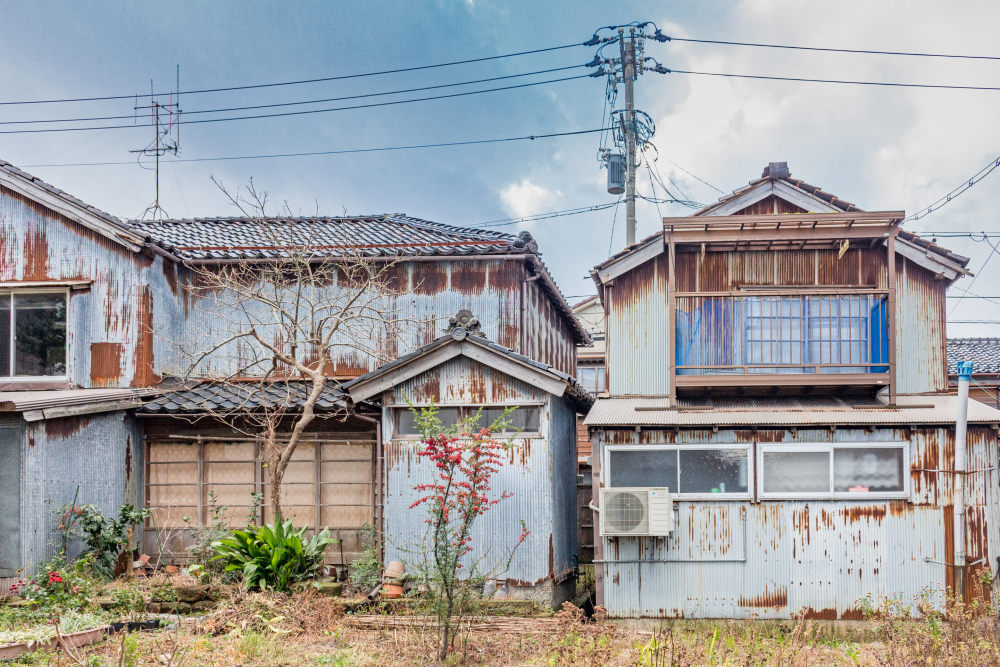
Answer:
[
  {"left": 954, "top": 359, "right": 972, "bottom": 600},
  {"left": 353, "top": 411, "right": 384, "bottom": 566}
]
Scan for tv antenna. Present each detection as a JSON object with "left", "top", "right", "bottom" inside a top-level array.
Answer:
[{"left": 131, "top": 65, "right": 181, "bottom": 220}]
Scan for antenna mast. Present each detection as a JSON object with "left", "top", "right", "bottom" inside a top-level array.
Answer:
[{"left": 131, "top": 65, "right": 181, "bottom": 220}]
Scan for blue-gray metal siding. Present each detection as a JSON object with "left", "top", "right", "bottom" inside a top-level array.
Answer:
[
  {"left": 594, "top": 426, "right": 999, "bottom": 618},
  {"left": 382, "top": 357, "right": 577, "bottom": 590},
  {"left": 19, "top": 411, "right": 143, "bottom": 573}
]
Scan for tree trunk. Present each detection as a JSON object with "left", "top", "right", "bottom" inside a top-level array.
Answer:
[{"left": 270, "top": 462, "right": 284, "bottom": 524}]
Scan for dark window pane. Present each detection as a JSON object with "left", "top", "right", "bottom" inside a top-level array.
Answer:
[
  {"left": 476, "top": 407, "right": 539, "bottom": 433},
  {"left": 834, "top": 447, "right": 905, "bottom": 493},
  {"left": 609, "top": 449, "right": 677, "bottom": 490},
  {"left": 762, "top": 451, "right": 829, "bottom": 493},
  {"left": 395, "top": 407, "right": 460, "bottom": 436},
  {"left": 678, "top": 449, "right": 749, "bottom": 494},
  {"left": 0, "top": 295, "right": 9, "bottom": 376},
  {"left": 14, "top": 294, "right": 66, "bottom": 377}
]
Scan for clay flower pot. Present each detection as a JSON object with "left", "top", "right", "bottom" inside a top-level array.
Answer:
[{"left": 382, "top": 583, "right": 404, "bottom": 599}]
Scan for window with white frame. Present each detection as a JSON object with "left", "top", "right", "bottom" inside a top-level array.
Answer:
[
  {"left": 0, "top": 291, "right": 67, "bottom": 379},
  {"left": 605, "top": 444, "right": 751, "bottom": 497},
  {"left": 758, "top": 442, "right": 908, "bottom": 498},
  {"left": 393, "top": 405, "right": 541, "bottom": 437}
]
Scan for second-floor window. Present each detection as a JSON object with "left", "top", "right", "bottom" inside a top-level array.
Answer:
[
  {"left": 579, "top": 364, "right": 606, "bottom": 393},
  {"left": 0, "top": 291, "right": 67, "bottom": 379},
  {"left": 676, "top": 294, "right": 888, "bottom": 375}
]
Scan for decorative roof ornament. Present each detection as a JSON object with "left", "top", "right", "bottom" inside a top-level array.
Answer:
[{"left": 447, "top": 309, "right": 486, "bottom": 341}]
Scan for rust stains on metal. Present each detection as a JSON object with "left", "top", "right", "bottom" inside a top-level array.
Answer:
[
  {"left": 801, "top": 607, "right": 837, "bottom": 620},
  {"left": 449, "top": 263, "right": 489, "bottom": 295},
  {"left": 44, "top": 416, "right": 91, "bottom": 439},
  {"left": 125, "top": 435, "right": 132, "bottom": 481},
  {"left": 738, "top": 586, "right": 788, "bottom": 609},
  {"left": 89, "top": 342, "right": 123, "bottom": 387},
  {"left": 411, "top": 264, "right": 447, "bottom": 296},
  {"left": 132, "top": 286, "right": 158, "bottom": 387},
  {"left": 23, "top": 227, "right": 49, "bottom": 280},
  {"left": 842, "top": 505, "right": 887, "bottom": 524},
  {"left": 793, "top": 505, "right": 811, "bottom": 545},
  {"left": 839, "top": 607, "right": 865, "bottom": 620},
  {"left": 161, "top": 259, "right": 178, "bottom": 295}
]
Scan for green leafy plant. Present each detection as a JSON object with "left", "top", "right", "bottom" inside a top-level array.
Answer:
[
  {"left": 182, "top": 489, "right": 231, "bottom": 577},
  {"left": 8, "top": 555, "right": 100, "bottom": 610},
  {"left": 348, "top": 523, "right": 380, "bottom": 593},
  {"left": 58, "top": 504, "right": 150, "bottom": 579},
  {"left": 211, "top": 521, "right": 334, "bottom": 592}
]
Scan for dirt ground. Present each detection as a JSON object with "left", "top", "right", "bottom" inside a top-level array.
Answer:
[{"left": 23, "top": 594, "right": 1000, "bottom": 667}]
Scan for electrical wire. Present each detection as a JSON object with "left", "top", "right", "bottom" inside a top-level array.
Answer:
[
  {"left": 17, "top": 127, "right": 612, "bottom": 168},
  {"left": 0, "top": 74, "right": 592, "bottom": 135},
  {"left": 2, "top": 63, "right": 589, "bottom": 127},
  {"left": 607, "top": 198, "right": 624, "bottom": 256},
  {"left": 663, "top": 159, "right": 725, "bottom": 194},
  {"left": 664, "top": 68, "right": 1000, "bottom": 92},
  {"left": 667, "top": 36, "right": 1000, "bottom": 61},
  {"left": 0, "top": 42, "right": 586, "bottom": 106},
  {"left": 904, "top": 156, "right": 1000, "bottom": 222},
  {"left": 949, "top": 236, "right": 1000, "bottom": 317},
  {"left": 476, "top": 200, "right": 621, "bottom": 227}
]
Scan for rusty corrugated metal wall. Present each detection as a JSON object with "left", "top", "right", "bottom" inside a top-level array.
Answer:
[
  {"left": 896, "top": 257, "right": 948, "bottom": 393},
  {"left": 17, "top": 411, "right": 142, "bottom": 575},
  {"left": 382, "top": 357, "right": 577, "bottom": 601},
  {"left": 607, "top": 253, "right": 670, "bottom": 395},
  {"left": 0, "top": 185, "right": 177, "bottom": 387},
  {"left": 594, "top": 425, "right": 999, "bottom": 618},
  {"left": 171, "top": 258, "right": 576, "bottom": 381}
]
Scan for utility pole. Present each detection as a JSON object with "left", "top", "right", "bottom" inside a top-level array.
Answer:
[
  {"left": 620, "top": 27, "right": 638, "bottom": 247},
  {"left": 953, "top": 359, "right": 972, "bottom": 599}
]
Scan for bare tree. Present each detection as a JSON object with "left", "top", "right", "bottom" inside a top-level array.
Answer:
[{"left": 170, "top": 181, "right": 408, "bottom": 523}]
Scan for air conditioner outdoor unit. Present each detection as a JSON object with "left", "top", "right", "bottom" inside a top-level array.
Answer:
[{"left": 599, "top": 487, "right": 674, "bottom": 537}]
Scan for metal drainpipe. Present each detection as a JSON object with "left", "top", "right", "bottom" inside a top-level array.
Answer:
[
  {"left": 954, "top": 360, "right": 973, "bottom": 599},
  {"left": 520, "top": 271, "right": 540, "bottom": 355}
]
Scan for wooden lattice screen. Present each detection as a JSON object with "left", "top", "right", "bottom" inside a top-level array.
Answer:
[{"left": 144, "top": 438, "right": 375, "bottom": 566}]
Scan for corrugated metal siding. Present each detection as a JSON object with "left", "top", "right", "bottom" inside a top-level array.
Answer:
[
  {"left": 896, "top": 257, "right": 948, "bottom": 393},
  {"left": 0, "top": 185, "right": 173, "bottom": 388},
  {"left": 18, "top": 410, "right": 142, "bottom": 573},
  {"left": 608, "top": 254, "right": 669, "bottom": 395},
  {"left": 383, "top": 361, "right": 576, "bottom": 594},
  {"left": 176, "top": 258, "right": 575, "bottom": 380},
  {"left": 594, "top": 426, "right": 998, "bottom": 617}
]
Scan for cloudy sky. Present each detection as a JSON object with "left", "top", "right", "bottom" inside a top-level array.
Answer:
[{"left": 1, "top": 1, "right": 998, "bottom": 335}]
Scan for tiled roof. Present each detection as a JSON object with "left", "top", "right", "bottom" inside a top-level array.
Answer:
[
  {"left": 947, "top": 338, "right": 1000, "bottom": 374},
  {"left": 342, "top": 328, "right": 595, "bottom": 412},
  {"left": 694, "top": 162, "right": 860, "bottom": 216},
  {"left": 585, "top": 394, "right": 1000, "bottom": 427},
  {"left": 127, "top": 215, "right": 532, "bottom": 261},
  {"left": 128, "top": 215, "right": 589, "bottom": 345},
  {"left": 139, "top": 381, "right": 348, "bottom": 414}
]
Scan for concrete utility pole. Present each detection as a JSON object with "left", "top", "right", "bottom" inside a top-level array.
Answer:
[
  {"left": 953, "top": 359, "right": 972, "bottom": 598},
  {"left": 620, "top": 27, "right": 638, "bottom": 247}
]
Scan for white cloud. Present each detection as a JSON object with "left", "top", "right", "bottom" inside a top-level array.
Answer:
[{"left": 499, "top": 179, "right": 562, "bottom": 219}]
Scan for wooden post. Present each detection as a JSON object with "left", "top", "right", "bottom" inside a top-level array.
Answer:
[
  {"left": 887, "top": 231, "right": 897, "bottom": 404},
  {"left": 196, "top": 438, "right": 205, "bottom": 525},
  {"left": 314, "top": 441, "right": 323, "bottom": 531},
  {"left": 668, "top": 238, "right": 677, "bottom": 405}
]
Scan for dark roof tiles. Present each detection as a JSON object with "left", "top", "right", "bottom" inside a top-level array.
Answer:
[{"left": 947, "top": 338, "right": 1000, "bottom": 374}]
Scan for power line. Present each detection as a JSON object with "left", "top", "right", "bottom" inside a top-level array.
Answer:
[
  {"left": 17, "top": 127, "right": 611, "bottom": 168},
  {"left": 0, "top": 42, "right": 585, "bottom": 106},
  {"left": 667, "top": 36, "right": 1000, "bottom": 61},
  {"left": 2, "top": 63, "right": 587, "bottom": 127},
  {"left": 904, "top": 155, "right": 1000, "bottom": 222},
  {"left": 476, "top": 200, "right": 621, "bottom": 227},
  {"left": 663, "top": 158, "right": 726, "bottom": 194},
  {"left": 663, "top": 68, "right": 1000, "bottom": 92},
  {"left": 949, "top": 236, "right": 1000, "bottom": 316},
  {"left": 0, "top": 74, "right": 591, "bottom": 135}
]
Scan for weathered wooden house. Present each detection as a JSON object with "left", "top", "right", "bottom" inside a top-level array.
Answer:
[
  {"left": 0, "top": 160, "right": 589, "bottom": 604},
  {"left": 585, "top": 162, "right": 1000, "bottom": 618}
]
